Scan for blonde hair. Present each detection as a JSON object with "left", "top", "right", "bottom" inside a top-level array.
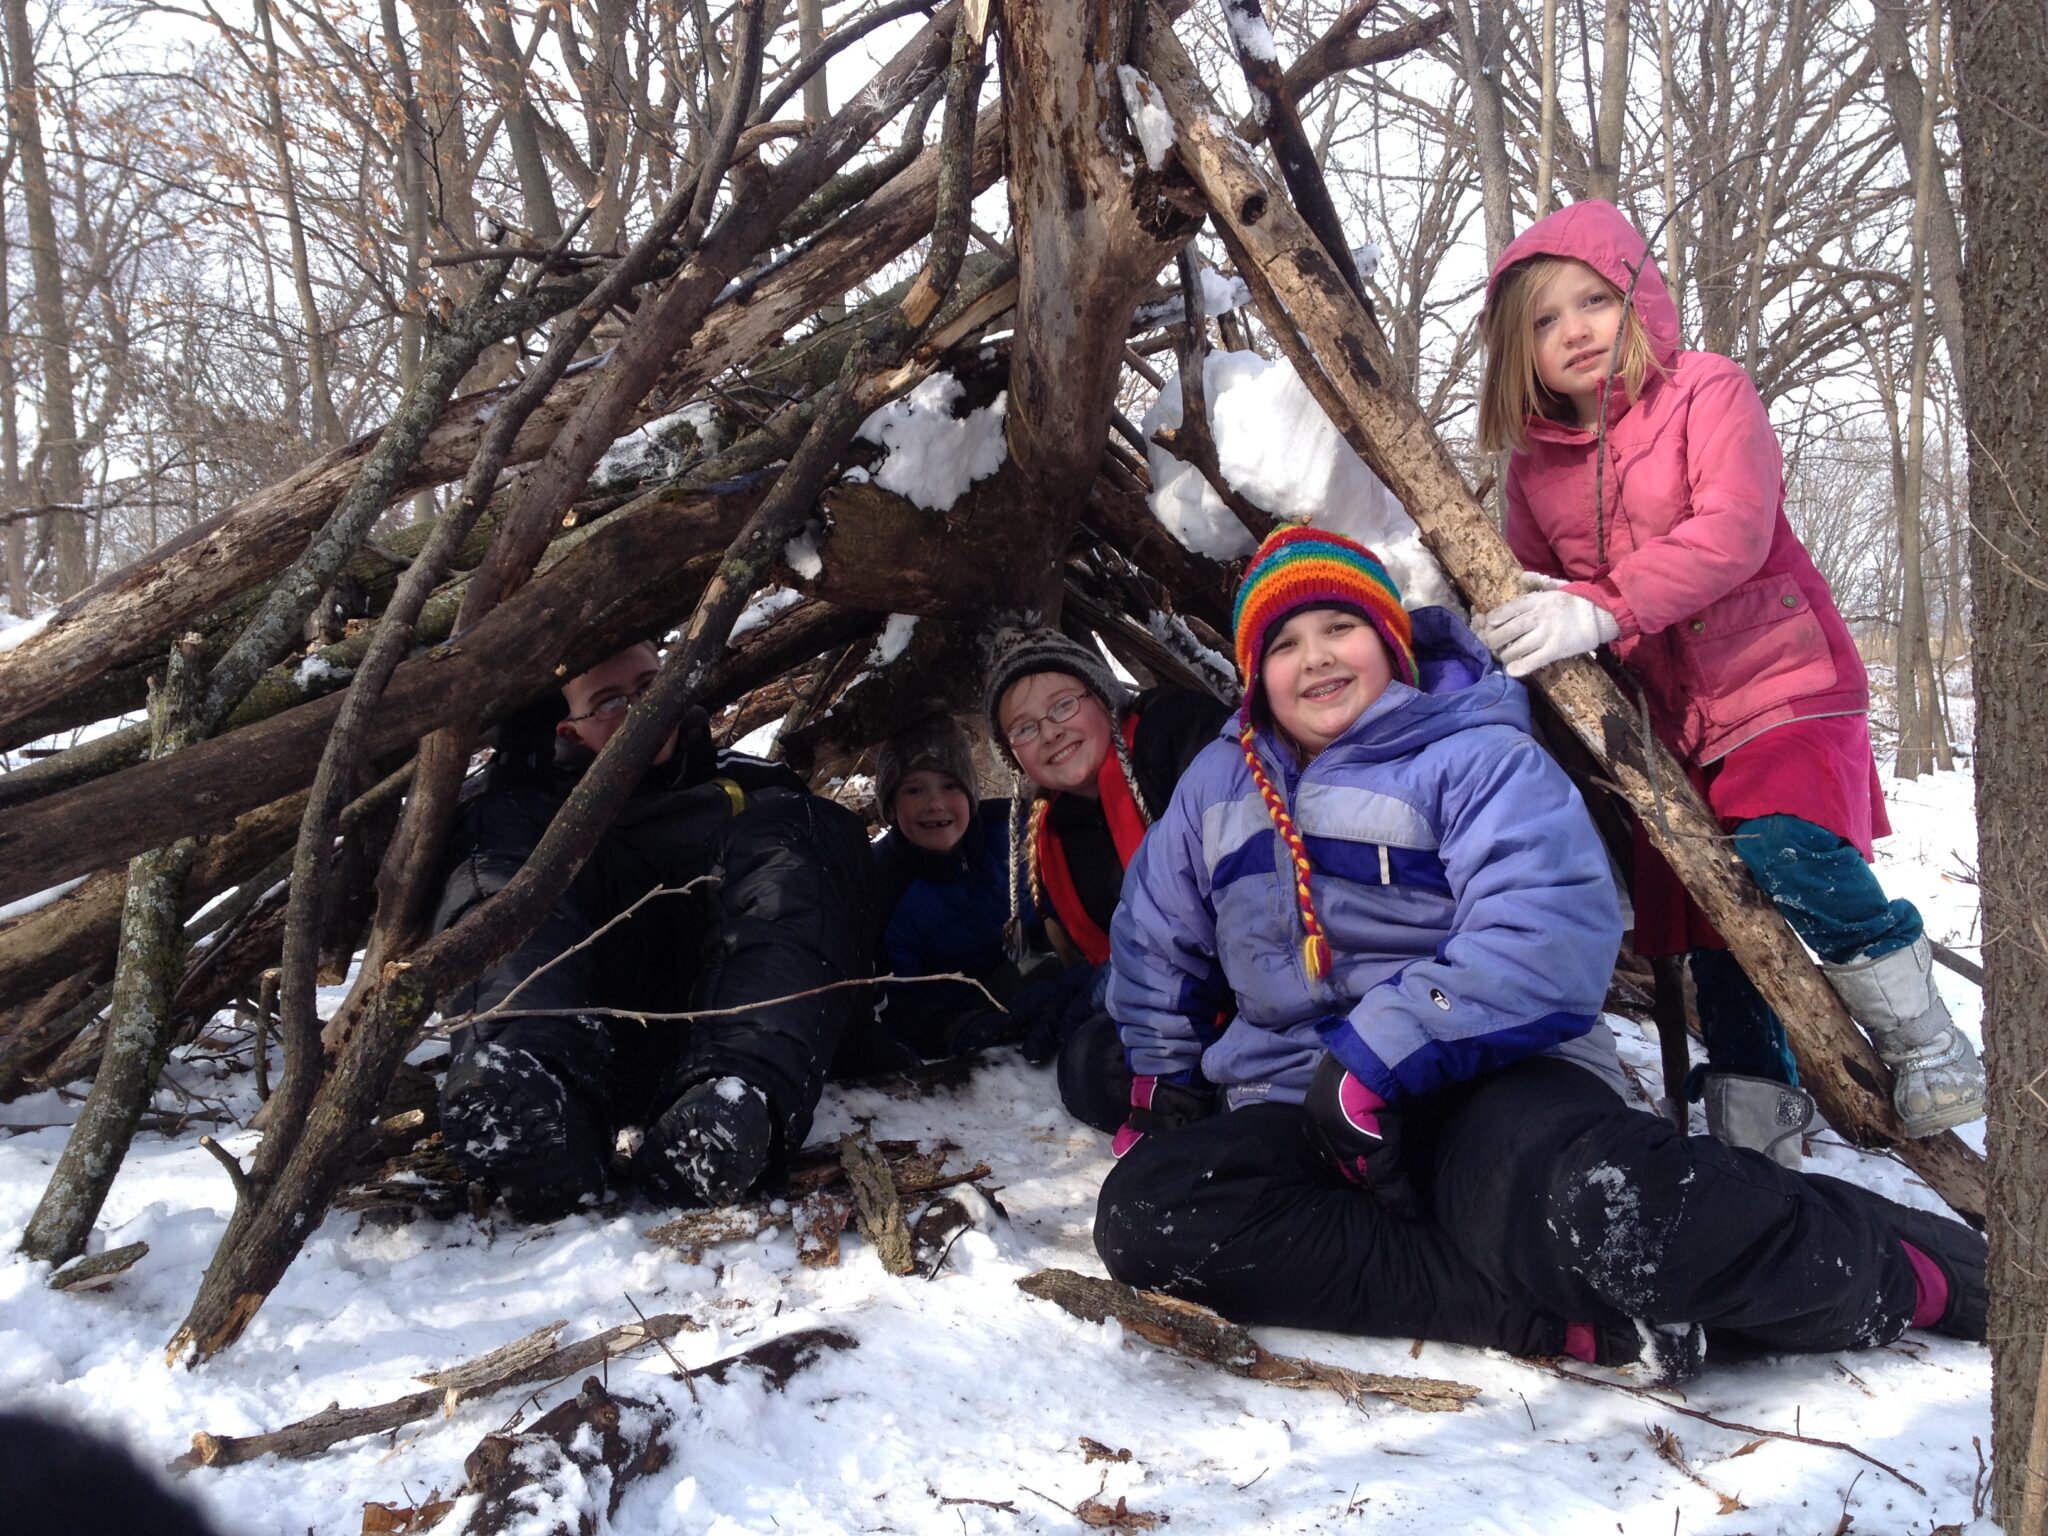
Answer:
[{"left": 1478, "top": 257, "right": 1666, "bottom": 453}]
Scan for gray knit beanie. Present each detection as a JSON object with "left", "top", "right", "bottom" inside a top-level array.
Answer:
[
  {"left": 875, "top": 713, "right": 980, "bottom": 827},
  {"left": 981, "top": 627, "right": 1131, "bottom": 758}
]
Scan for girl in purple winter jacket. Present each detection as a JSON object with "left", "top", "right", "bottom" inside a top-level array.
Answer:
[
  {"left": 1095, "top": 525, "right": 1983, "bottom": 1380},
  {"left": 1469, "top": 199, "right": 1981, "bottom": 1158}
]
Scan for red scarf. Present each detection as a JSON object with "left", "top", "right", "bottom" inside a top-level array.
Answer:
[{"left": 1034, "top": 715, "right": 1148, "bottom": 964}]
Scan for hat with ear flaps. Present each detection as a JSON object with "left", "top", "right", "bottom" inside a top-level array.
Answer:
[
  {"left": 980, "top": 625, "right": 1151, "bottom": 965},
  {"left": 1230, "top": 523, "right": 1416, "bottom": 982},
  {"left": 981, "top": 626, "right": 1131, "bottom": 764}
]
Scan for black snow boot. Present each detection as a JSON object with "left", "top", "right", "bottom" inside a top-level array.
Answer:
[
  {"left": 1588, "top": 1319, "right": 1708, "bottom": 1388},
  {"left": 441, "top": 1043, "right": 609, "bottom": 1221},
  {"left": 636, "top": 1076, "right": 774, "bottom": 1208}
]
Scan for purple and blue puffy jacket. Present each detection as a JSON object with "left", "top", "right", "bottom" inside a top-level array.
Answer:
[{"left": 1107, "top": 607, "right": 1627, "bottom": 1109}]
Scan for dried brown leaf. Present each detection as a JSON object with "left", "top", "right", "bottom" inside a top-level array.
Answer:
[
  {"left": 360, "top": 1499, "right": 455, "bottom": 1534},
  {"left": 1079, "top": 1436, "right": 1132, "bottom": 1464},
  {"left": 1075, "top": 1493, "right": 1168, "bottom": 1530}
]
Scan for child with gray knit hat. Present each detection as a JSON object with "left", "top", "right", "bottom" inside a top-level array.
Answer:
[
  {"left": 982, "top": 625, "right": 1233, "bottom": 1130},
  {"left": 868, "top": 712, "right": 1055, "bottom": 1063}
]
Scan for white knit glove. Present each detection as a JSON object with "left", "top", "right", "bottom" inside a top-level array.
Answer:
[
  {"left": 1515, "top": 570, "right": 1570, "bottom": 594},
  {"left": 1472, "top": 589, "right": 1620, "bottom": 678}
]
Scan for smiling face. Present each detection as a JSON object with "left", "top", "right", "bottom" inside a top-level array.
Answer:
[
  {"left": 1530, "top": 259, "right": 1624, "bottom": 427},
  {"left": 891, "top": 768, "right": 974, "bottom": 854},
  {"left": 1260, "top": 607, "right": 1396, "bottom": 760},
  {"left": 556, "top": 642, "right": 675, "bottom": 764},
  {"left": 998, "top": 671, "right": 1113, "bottom": 799}
]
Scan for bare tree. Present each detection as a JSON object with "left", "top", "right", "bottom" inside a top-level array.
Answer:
[{"left": 1956, "top": 0, "right": 2048, "bottom": 1524}]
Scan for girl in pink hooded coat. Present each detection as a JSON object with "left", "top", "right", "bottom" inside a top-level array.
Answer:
[{"left": 1469, "top": 200, "right": 1982, "bottom": 1156}]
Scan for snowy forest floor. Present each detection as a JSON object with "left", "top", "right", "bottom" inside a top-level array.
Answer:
[{"left": 0, "top": 762, "right": 1996, "bottom": 1536}]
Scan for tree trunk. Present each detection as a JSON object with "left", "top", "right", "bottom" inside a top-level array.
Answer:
[
  {"left": 17, "top": 641, "right": 202, "bottom": 1265},
  {"left": 1955, "top": 0, "right": 2048, "bottom": 1522},
  {"left": 1449, "top": 0, "right": 1514, "bottom": 264},
  {"left": 2, "top": 0, "right": 87, "bottom": 595},
  {"left": 1588, "top": 0, "right": 1629, "bottom": 202},
  {"left": 1535, "top": 0, "right": 1559, "bottom": 218},
  {"left": 0, "top": 180, "right": 26, "bottom": 616},
  {"left": 1894, "top": 0, "right": 1950, "bottom": 781},
  {"left": 1141, "top": 9, "right": 1984, "bottom": 1222},
  {"left": 254, "top": 0, "right": 341, "bottom": 448},
  {"left": 997, "top": 0, "right": 1193, "bottom": 612},
  {"left": 1874, "top": 0, "right": 1968, "bottom": 395}
]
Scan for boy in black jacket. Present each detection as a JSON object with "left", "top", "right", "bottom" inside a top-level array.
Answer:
[{"left": 436, "top": 642, "right": 878, "bottom": 1220}]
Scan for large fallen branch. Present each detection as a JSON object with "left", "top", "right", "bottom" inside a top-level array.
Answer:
[
  {"left": 1139, "top": 12, "right": 1985, "bottom": 1225},
  {"left": 1018, "top": 1268, "right": 1478, "bottom": 1413},
  {"left": 180, "top": 1313, "right": 704, "bottom": 1468}
]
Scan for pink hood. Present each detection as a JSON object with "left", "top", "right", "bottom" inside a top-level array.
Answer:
[
  {"left": 1486, "top": 199, "right": 1682, "bottom": 369},
  {"left": 1488, "top": 201, "right": 1871, "bottom": 767}
]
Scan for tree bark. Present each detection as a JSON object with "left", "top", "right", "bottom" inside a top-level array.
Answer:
[
  {"left": 1892, "top": 0, "right": 1951, "bottom": 781},
  {"left": 1955, "top": 0, "right": 2048, "bottom": 1521},
  {"left": 254, "top": 0, "right": 340, "bottom": 448},
  {"left": 996, "top": 0, "right": 1195, "bottom": 612},
  {"left": 1873, "top": 0, "right": 1967, "bottom": 395},
  {"left": 1450, "top": 0, "right": 1515, "bottom": 264},
  {"left": 18, "top": 640, "right": 203, "bottom": 1265},
  {"left": 1, "top": 0, "right": 86, "bottom": 595},
  {"left": 1588, "top": 0, "right": 1629, "bottom": 202},
  {"left": 1141, "top": 9, "right": 1985, "bottom": 1222}
]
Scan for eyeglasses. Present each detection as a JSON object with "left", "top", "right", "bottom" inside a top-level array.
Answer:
[
  {"left": 1005, "top": 692, "right": 1089, "bottom": 748},
  {"left": 565, "top": 683, "right": 651, "bottom": 725}
]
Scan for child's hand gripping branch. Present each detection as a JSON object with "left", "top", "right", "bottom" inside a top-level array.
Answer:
[{"left": 1470, "top": 586, "right": 1618, "bottom": 678}]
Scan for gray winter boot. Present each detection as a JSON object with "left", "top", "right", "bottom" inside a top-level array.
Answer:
[
  {"left": 1703, "top": 1072, "right": 1814, "bottom": 1169},
  {"left": 1822, "top": 937, "right": 1985, "bottom": 1138}
]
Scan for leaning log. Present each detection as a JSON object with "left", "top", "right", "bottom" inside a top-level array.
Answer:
[
  {"left": 0, "top": 98, "right": 1008, "bottom": 739},
  {"left": 1018, "top": 1268, "right": 1478, "bottom": 1412},
  {"left": 1139, "top": 13, "right": 1985, "bottom": 1222},
  {"left": 181, "top": 1313, "right": 702, "bottom": 1468}
]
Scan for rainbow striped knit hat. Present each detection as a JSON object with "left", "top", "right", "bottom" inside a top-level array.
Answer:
[
  {"left": 1230, "top": 524, "right": 1415, "bottom": 982},
  {"left": 1232, "top": 525, "right": 1416, "bottom": 720}
]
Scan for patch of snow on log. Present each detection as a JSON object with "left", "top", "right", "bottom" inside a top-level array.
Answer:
[
  {"left": 854, "top": 373, "right": 1008, "bottom": 512},
  {"left": 1141, "top": 349, "right": 1459, "bottom": 611},
  {"left": 733, "top": 586, "right": 803, "bottom": 640},
  {"left": 1199, "top": 268, "right": 1252, "bottom": 317},
  {"left": 0, "top": 611, "right": 49, "bottom": 653},
  {"left": 1222, "top": 0, "right": 1279, "bottom": 63},
  {"left": 867, "top": 615, "right": 919, "bottom": 666},
  {"left": 1116, "top": 65, "right": 1178, "bottom": 172}
]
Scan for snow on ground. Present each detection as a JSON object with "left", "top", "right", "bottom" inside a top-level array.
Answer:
[{"left": 0, "top": 766, "right": 1994, "bottom": 1535}]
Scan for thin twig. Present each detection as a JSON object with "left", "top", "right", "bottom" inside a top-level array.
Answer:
[
  {"left": 624, "top": 1292, "right": 699, "bottom": 1404},
  {"left": 490, "top": 879, "right": 721, "bottom": 1019},
  {"left": 1532, "top": 1360, "right": 1926, "bottom": 1494},
  {"left": 197, "top": 1135, "right": 251, "bottom": 1200},
  {"left": 447, "top": 970, "right": 1004, "bottom": 1033}
]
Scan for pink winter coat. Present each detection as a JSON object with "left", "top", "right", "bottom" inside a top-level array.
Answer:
[{"left": 1489, "top": 200, "right": 1869, "bottom": 766}]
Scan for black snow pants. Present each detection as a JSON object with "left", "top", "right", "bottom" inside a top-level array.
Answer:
[
  {"left": 1096, "top": 1056, "right": 1925, "bottom": 1356},
  {"left": 436, "top": 764, "right": 877, "bottom": 1203}
]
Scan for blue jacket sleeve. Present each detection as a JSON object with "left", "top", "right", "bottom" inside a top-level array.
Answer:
[
  {"left": 1106, "top": 774, "right": 1227, "bottom": 1082},
  {"left": 1316, "top": 729, "right": 1622, "bottom": 1102}
]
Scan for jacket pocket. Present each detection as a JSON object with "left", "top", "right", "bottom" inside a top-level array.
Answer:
[{"left": 1676, "top": 573, "right": 1838, "bottom": 730}]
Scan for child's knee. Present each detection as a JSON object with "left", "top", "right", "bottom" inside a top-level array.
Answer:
[
  {"left": 1092, "top": 1143, "right": 1190, "bottom": 1287},
  {"left": 1541, "top": 1113, "right": 1699, "bottom": 1305}
]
